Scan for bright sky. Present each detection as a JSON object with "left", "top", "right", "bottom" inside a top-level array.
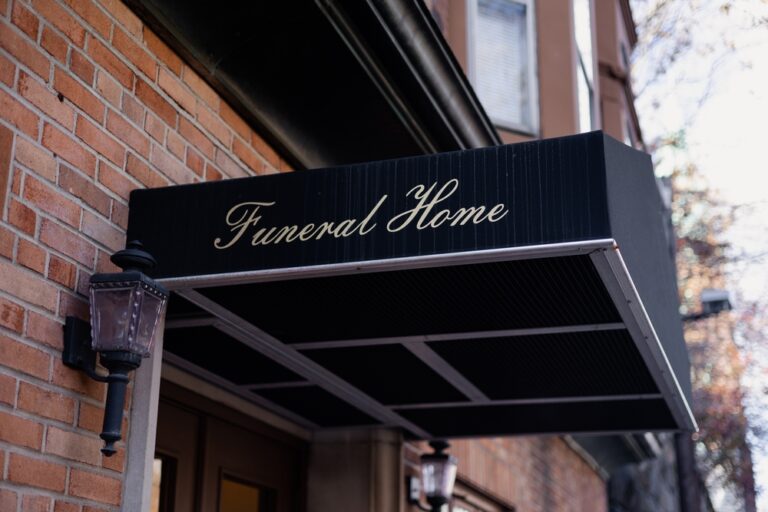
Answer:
[
  {"left": 686, "top": 22, "right": 768, "bottom": 512},
  {"left": 686, "top": 24, "right": 768, "bottom": 303},
  {"left": 631, "top": 1, "right": 768, "bottom": 509}
]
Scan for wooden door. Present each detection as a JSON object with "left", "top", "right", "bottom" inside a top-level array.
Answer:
[{"left": 154, "top": 382, "right": 307, "bottom": 512}]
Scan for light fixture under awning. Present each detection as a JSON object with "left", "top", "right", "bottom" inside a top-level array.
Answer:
[{"left": 127, "top": 131, "right": 695, "bottom": 437}]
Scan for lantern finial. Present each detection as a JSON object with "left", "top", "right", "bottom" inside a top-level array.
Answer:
[{"left": 111, "top": 240, "right": 157, "bottom": 272}]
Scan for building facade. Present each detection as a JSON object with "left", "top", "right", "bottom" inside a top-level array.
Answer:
[{"left": 0, "top": 1, "right": 687, "bottom": 511}]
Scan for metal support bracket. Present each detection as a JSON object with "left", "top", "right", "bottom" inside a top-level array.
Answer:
[{"left": 62, "top": 316, "right": 109, "bottom": 383}]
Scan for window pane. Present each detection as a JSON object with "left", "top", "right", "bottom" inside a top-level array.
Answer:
[
  {"left": 577, "top": 59, "right": 593, "bottom": 132},
  {"left": 220, "top": 477, "right": 275, "bottom": 512},
  {"left": 150, "top": 455, "right": 176, "bottom": 512},
  {"left": 150, "top": 458, "right": 163, "bottom": 512},
  {"left": 475, "top": 0, "right": 531, "bottom": 129},
  {"left": 573, "top": 0, "right": 593, "bottom": 83}
]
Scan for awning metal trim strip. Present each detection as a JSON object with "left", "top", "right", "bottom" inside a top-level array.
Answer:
[
  {"left": 287, "top": 322, "right": 627, "bottom": 350},
  {"left": 589, "top": 248, "right": 697, "bottom": 431},
  {"left": 165, "top": 317, "right": 217, "bottom": 329},
  {"left": 157, "top": 239, "right": 617, "bottom": 290},
  {"left": 402, "top": 341, "right": 490, "bottom": 402},
  {"left": 391, "top": 393, "right": 665, "bottom": 410},
  {"left": 243, "top": 381, "right": 315, "bottom": 391}
]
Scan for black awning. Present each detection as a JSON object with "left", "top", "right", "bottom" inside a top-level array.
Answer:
[{"left": 128, "top": 132, "right": 695, "bottom": 437}]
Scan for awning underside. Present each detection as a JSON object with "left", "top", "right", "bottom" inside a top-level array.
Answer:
[
  {"left": 161, "top": 243, "right": 684, "bottom": 438},
  {"left": 130, "top": 132, "right": 694, "bottom": 437}
]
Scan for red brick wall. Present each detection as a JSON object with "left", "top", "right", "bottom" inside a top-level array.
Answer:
[
  {"left": 406, "top": 437, "right": 608, "bottom": 512},
  {"left": 0, "top": 0, "right": 288, "bottom": 509}
]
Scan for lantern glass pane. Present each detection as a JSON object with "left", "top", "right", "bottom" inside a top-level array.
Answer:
[
  {"left": 135, "top": 290, "right": 167, "bottom": 357},
  {"left": 89, "top": 284, "right": 137, "bottom": 352},
  {"left": 421, "top": 456, "right": 458, "bottom": 499}
]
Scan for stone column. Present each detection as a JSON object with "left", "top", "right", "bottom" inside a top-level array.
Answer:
[{"left": 307, "top": 429, "right": 403, "bottom": 512}]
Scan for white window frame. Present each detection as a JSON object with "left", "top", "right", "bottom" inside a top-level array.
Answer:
[
  {"left": 576, "top": 49, "right": 595, "bottom": 132},
  {"left": 466, "top": 0, "right": 540, "bottom": 136},
  {"left": 573, "top": 0, "right": 599, "bottom": 133}
]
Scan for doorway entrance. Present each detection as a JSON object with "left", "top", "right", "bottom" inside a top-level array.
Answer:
[{"left": 152, "top": 381, "right": 308, "bottom": 512}]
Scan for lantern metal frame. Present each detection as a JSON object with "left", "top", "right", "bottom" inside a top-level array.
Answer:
[
  {"left": 62, "top": 241, "right": 168, "bottom": 456},
  {"left": 407, "top": 440, "right": 459, "bottom": 512}
]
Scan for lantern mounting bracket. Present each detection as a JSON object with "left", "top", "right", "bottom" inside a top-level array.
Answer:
[
  {"left": 62, "top": 316, "right": 110, "bottom": 383},
  {"left": 405, "top": 476, "right": 432, "bottom": 511}
]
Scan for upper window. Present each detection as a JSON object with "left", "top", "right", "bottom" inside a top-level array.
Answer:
[
  {"left": 468, "top": 0, "right": 538, "bottom": 134},
  {"left": 573, "top": 0, "right": 596, "bottom": 132}
]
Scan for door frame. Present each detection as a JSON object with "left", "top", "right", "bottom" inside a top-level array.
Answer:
[
  {"left": 121, "top": 327, "right": 311, "bottom": 512},
  {"left": 156, "top": 379, "right": 309, "bottom": 512}
]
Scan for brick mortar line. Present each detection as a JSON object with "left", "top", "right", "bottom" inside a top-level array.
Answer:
[
  {"left": 0, "top": 20, "right": 53, "bottom": 98},
  {"left": 57, "top": 0, "right": 154, "bottom": 84},
  {"left": 0, "top": 70, "right": 133, "bottom": 193},
  {"left": 0, "top": 402, "right": 111, "bottom": 445},
  {"left": 0, "top": 430, "right": 129, "bottom": 479},
  {"left": 0, "top": 426, "right": 125, "bottom": 469},
  {"left": 0, "top": 238, "right": 94, "bottom": 306},
  {"left": 65, "top": 0, "right": 274, "bottom": 175},
  {"left": 4, "top": 13, "right": 277, "bottom": 181},
  {"left": 0, "top": 26, "right": 56, "bottom": 138},
  {"left": 99, "top": 104, "right": 157, "bottom": 182},
  {"left": 4, "top": 128, "right": 58, "bottom": 189},
  {"left": 0, "top": 478, "right": 122, "bottom": 511},
  {"left": 0, "top": 365, "right": 108, "bottom": 411},
  {"left": 131, "top": 137, "right": 196, "bottom": 183},
  {"left": 12, "top": 376, "right": 19, "bottom": 409},
  {"left": 4, "top": 23, "right": 246, "bottom": 187},
  {"left": 62, "top": 7, "right": 264, "bottom": 177},
  {"left": 13, "top": 218, "right": 56, "bottom": 280},
  {"left": 0, "top": 88, "right": 45, "bottom": 148},
  {"left": 93, "top": 138, "right": 156, "bottom": 191},
  {"left": 0, "top": 72, "right": 98, "bottom": 158},
  {"left": 41, "top": 213, "right": 120, "bottom": 268},
  {"left": 179, "top": 65, "right": 221, "bottom": 113},
  {"left": 2, "top": 198, "right": 121, "bottom": 272},
  {"left": 0, "top": 331, "right": 110, "bottom": 401},
  {"left": 38, "top": 19, "right": 75, "bottom": 75},
  {"left": 2, "top": 78, "right": 156, "bottom": 203},
  {"left": 8, "top": 157, "right": 132, "bottom": 235},
  {"left": 6, "top": 167, "right": 128, "bottom": 242},
  {"left": 33, "top": 14, "right": 89, "bottom": 88},
  {"left": 0, "top": 331, "right": 142, "bottom": 399},
  {"left": 0, "top": 412, "right": 131, "bottom": 472},
  {"left": 1, "top": 434, "right": 8, "bottom": 479},
  {"left": 0, "top": 366, "right": 90, "bottom": 411},
  {"left": 0, "top": 271, "right": 86, "bottom": 329},
  {"left": 0, "top": 273, "right": 72, "bottom": 322},
  {"left": 194, "top": 99, "right": 267, "bottom": 175}
]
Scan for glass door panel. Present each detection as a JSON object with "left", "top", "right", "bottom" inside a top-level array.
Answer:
[{"left": 219, "top": 476, "right": 275, "bottom": 512}]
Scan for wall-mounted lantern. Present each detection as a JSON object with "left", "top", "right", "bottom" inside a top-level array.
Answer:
[
  {"left": 407, "top": 440, "right": 458, "bottom": 511},
  {"left": 682, "top": 288, "right": 732, "bottom": 322},
  {"left": 63, "top": 241, "right": 168, "bottom": 456}
]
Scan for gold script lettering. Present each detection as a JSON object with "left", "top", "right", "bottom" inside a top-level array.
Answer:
[
  {"left": 212, "top": 180, "right": 508, "bottom": 250},
  {"left": 213, "top": 201, "right": 275, "bottom": 249},
  {"left": 386, "top": 179, "right": 508, "bottom": 232}
]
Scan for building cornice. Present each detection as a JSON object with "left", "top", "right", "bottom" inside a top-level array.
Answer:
[
  {"left": 619, "top": 0, "right": 639, "bottom": 48},
  {"left": 365, "top": 0, "right": 501, "bottom": 149}
]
